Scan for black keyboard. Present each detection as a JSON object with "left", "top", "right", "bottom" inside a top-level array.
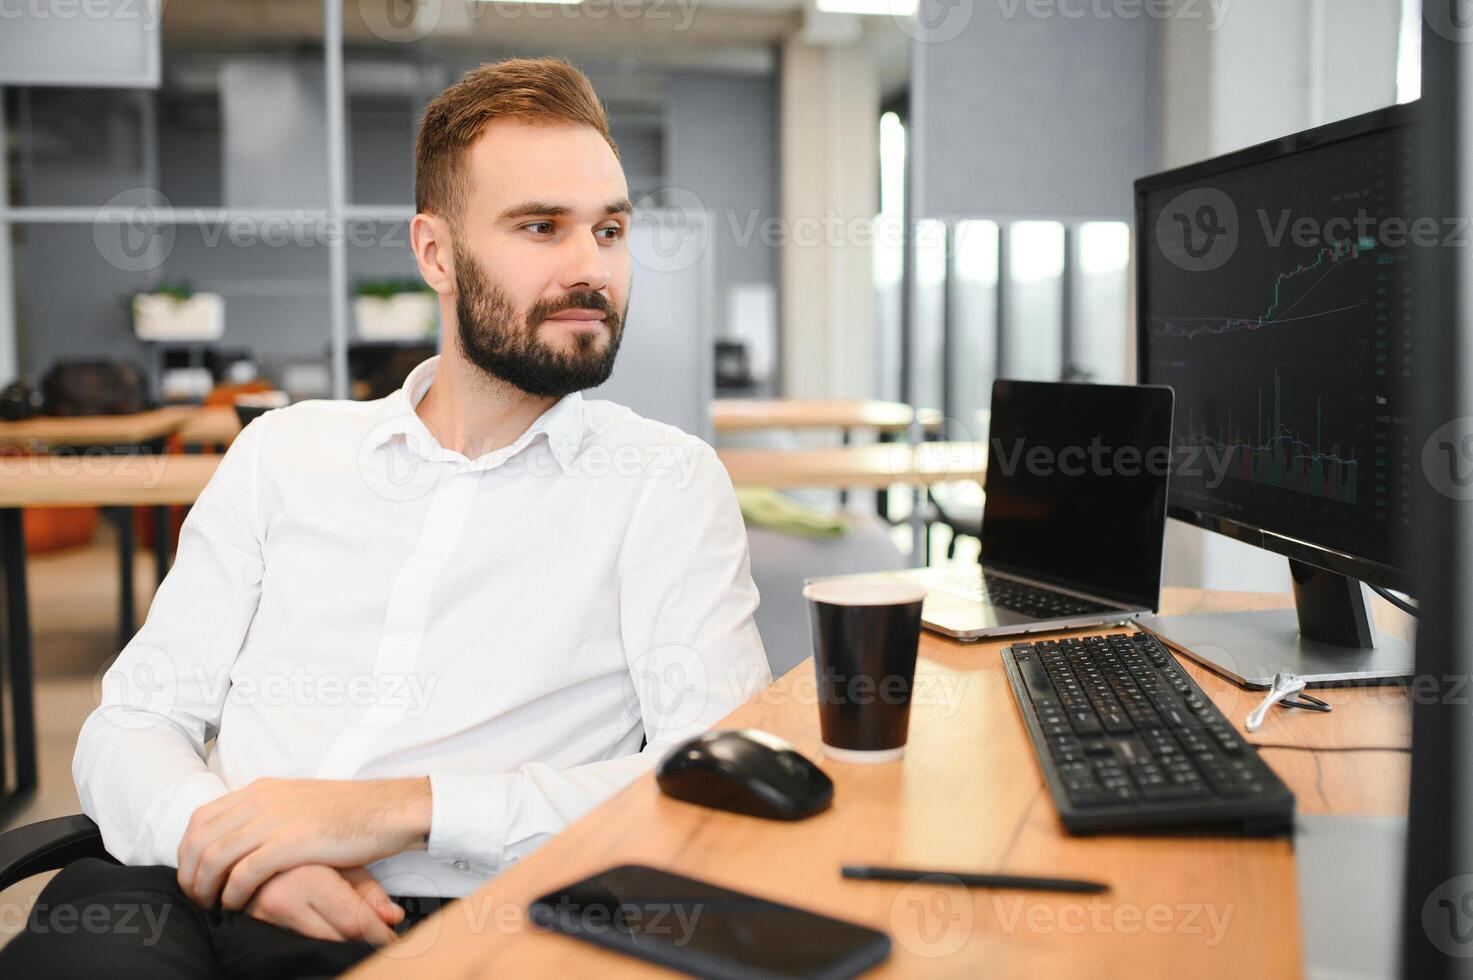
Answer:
[
  {"left": 979, "top": 573, "right": 1115, "bottom": 619},
  {"left": 1003, "top": 631, "right": 1295, "bottom": 834},
  {"left": 931, "top": 568, "right": 1118, "bottom": 619}
]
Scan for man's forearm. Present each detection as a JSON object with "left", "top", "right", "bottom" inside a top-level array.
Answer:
[
  {"left": 176, "top": 775, "right": 436, "bottom": 909},
  {"left": 384, "top": 776, "right": 434, "bottom": 850}
]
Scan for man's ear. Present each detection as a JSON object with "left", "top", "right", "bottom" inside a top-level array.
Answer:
[{"left": 410, "top": 213, "right": 455, "bottom": 295}]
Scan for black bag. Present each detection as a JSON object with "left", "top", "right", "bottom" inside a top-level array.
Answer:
[
  {"left": 42, "top": 360, "right": 154, "bottom": 416},
  {"left": 0, "top": 381, "right": 41, "bottom": 421}
]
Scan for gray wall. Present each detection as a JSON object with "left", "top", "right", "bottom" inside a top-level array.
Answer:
[
  {"left": 664, "top": 70, "right": 780, "bottom": 346},
  {"left": 912, "top": 10, "right": 1162, "bottom": 220},
  {"left": 12, "top": 57, "right": 778, "bottom": 388}
]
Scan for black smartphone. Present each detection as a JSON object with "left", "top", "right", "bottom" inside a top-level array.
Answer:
[{"left": 528, "top": 864, "right": 891, "bottom": 979}]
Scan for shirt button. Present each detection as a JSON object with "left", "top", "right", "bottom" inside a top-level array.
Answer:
[{"left": 453, "top": 859, "right": 470, "bottom": 872}]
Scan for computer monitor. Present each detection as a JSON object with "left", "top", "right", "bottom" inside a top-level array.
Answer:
[{"left": 1134, "top": 103, "right": 1417, "bottom": 688}]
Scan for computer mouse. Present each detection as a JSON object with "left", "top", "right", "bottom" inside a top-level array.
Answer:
[{"left": 656, "top": 729, "right": 834, "bottom": 821}]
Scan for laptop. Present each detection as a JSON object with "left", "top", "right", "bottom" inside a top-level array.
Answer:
[{"left": 820, "top": 380, "right": 1175, "bottom": 641}]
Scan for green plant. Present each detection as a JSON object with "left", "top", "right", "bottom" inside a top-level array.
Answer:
[
  {"left": 149, "top": 281, "right": 194, "bottom": 301},
  {"left": 355, "top": 277, "right": 433, "bottom": 300}
]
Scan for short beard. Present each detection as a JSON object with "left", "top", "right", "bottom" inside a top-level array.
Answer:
[{"left": 451, "top": 246, "right": 625, "bottom": 399}]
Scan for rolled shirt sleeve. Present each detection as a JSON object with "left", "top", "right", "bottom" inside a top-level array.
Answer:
[{"left": 72, "top": 418, "right": 269, "bottom": 867}]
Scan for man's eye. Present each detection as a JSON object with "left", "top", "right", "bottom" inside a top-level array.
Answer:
[
  {"left": 597, "top": 225, "right": 624, "bottom": 241},
  {"left": 524, "top": 221, "right": 554, "bottom": 235}
]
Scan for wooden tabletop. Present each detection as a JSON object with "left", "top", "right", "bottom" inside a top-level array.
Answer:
[
  {"left": 718, "top": 441, "right": 985, "bottom": 489},
  {"left": 0, "top": 406, "right": 196, "bottom": 449},
  {"left": 713, "top": 399, "right": 943, "bottom": 434},
  {"left": 0, "top": 441, "right": 987, "bottom": 509},
  {"left": 346, "top": 587, "right": 1411, "bottom": 979},
  {"left": 175, "top": 407, "right": 241, "bottom": 448},
  {"left": 0, "top": 453, "right": 223, "bottom": 507}
]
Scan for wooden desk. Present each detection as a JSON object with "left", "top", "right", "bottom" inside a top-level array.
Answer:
[
  {"left": 346, "top": 587, "right": 1410, "bottom": 979},
  {"left": 0, "top": 407, "right": 196, "bottom": 450},
  {"left": 0, "top": 445, "right": 985, "bottom": 501},
  {"left": 0, "top": 453, "right": 222, "bottom": 508},
  {"left": 713, "top": 399, "right": 943, "bottom": 435},
  {"left": 0, "top": 453, "right": 226, "bottom": 822},
  {"left": 0, "top": 409, "right": 204, "bottom": 658},
  {"left": 719, "top": 442, "right": 985, "bottom": 559},
  {"left": 717, "top": 441, "right": 985, "bottom": 490},
  {"left": 175, "top": 407, "right": 241, "bottom": 450}
]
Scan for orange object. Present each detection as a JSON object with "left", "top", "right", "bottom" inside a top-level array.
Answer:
[
  {"left": 23, "top": 506, "right": 99, "bottom": 555},
  {"left": 203, "top": 381, "right": 273, "bottom": 408}
]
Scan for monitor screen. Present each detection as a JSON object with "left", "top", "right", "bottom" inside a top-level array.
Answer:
[
  {"left": 1137, "top": 105, "right": 1415, "bottom": 586},
  {"left": 981, "top": 380, "right": 1174, "bottom": 610}
]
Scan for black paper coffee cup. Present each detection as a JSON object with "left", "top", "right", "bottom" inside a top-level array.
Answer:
[{"left": 802, "top": 579, "right": 927, "bottom": 763}]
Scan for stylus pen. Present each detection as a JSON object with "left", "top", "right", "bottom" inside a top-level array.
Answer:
[{"left": 842, "top": 865, "right": 1109, "bottom": 894}]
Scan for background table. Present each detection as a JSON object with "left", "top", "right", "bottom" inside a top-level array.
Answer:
[
  {"left": 0, "top": 408, "right": 195, "bottom": 451},
  {"left": 0, "top": 454, "right": 223, "bottom": 822},
  {"left": 346, "top": 587, "right": 1411, "bottom": 979},
  {"left": 0, "top": 409, "right": 203, "bottom": 646},
  {"left": 712, "top": 399, "right": 942, "bottom": 436}
]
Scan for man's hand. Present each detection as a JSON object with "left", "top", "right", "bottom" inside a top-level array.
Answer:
[
  {"left": 245, "top": 864, "right": 404, "bottom": 945},
  {"left": 177, "top": 776, "right": 432, "bottom": 910}
]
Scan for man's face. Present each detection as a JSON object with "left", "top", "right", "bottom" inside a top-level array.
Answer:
[{"left": 449, "top": 119, "right": 633, "bottom": 398}]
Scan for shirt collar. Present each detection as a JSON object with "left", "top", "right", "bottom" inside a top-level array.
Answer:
[{"left": 371, "top": 355, "right": 586, "bottom": 472}]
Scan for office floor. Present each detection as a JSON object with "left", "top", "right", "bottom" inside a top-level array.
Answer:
[{"left": 0, "top": 524, "right": 159, "bottom": 949}]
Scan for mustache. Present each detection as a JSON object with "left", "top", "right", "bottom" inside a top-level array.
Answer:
[{"left": 529, "top": 291, "right": 617, "bottom": 325}]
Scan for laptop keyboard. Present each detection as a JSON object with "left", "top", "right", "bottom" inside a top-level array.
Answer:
[
  {"left": 926, "top": 568, "right": 1117, "bottom": 619},
  {"left": 1003, "top": 631, "right": 1295, "bottom": 834}
]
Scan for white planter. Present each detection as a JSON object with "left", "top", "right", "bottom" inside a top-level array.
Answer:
[
  {"left": 132, "top": 292, "right": 225, "bottom": 341},
  {"left": 355, "top": 292, "right": 438, "bottom": 341}
]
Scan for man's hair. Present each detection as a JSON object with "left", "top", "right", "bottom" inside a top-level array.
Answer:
[{"left": 415, "top": 57, "right": 618, "bottom": 224}]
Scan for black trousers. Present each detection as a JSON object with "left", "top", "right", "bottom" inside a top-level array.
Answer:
[{"left": 0, "top": 859, "right": 445, "bottom": 980}]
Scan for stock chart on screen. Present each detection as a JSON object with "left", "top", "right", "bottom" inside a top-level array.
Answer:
[{"left": 1137, "top": 111, "right": 1414, "bottom": 569}]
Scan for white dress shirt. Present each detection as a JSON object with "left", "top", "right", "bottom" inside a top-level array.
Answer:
[{"left": 74, "top": 356, "right": 771, "bottom": 898}]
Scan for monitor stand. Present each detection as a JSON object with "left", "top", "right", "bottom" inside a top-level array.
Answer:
[{"left": 1136, "top": 560, "right": 1415, "bottom": 689}]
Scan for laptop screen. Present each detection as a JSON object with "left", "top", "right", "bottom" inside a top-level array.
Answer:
[{"left": 981, "top": 381, "right": 1175, "bottom": 611}]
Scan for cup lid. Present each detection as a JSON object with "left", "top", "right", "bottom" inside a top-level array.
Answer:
[{"left": 801, "top": 579, "right": 928, "bottom": 606}]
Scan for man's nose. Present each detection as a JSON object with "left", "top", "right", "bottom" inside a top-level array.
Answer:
[{"left": 558, "top": 230, "right": 612, "bottom": 292}]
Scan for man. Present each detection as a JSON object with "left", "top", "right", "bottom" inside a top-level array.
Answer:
[{"left": 1, "top": 57, "right": 770, "bottom": 978}]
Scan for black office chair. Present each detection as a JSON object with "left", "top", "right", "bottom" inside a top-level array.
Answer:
[{"left": 0, "top": 814, "right": 114, "bottom": 892}]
